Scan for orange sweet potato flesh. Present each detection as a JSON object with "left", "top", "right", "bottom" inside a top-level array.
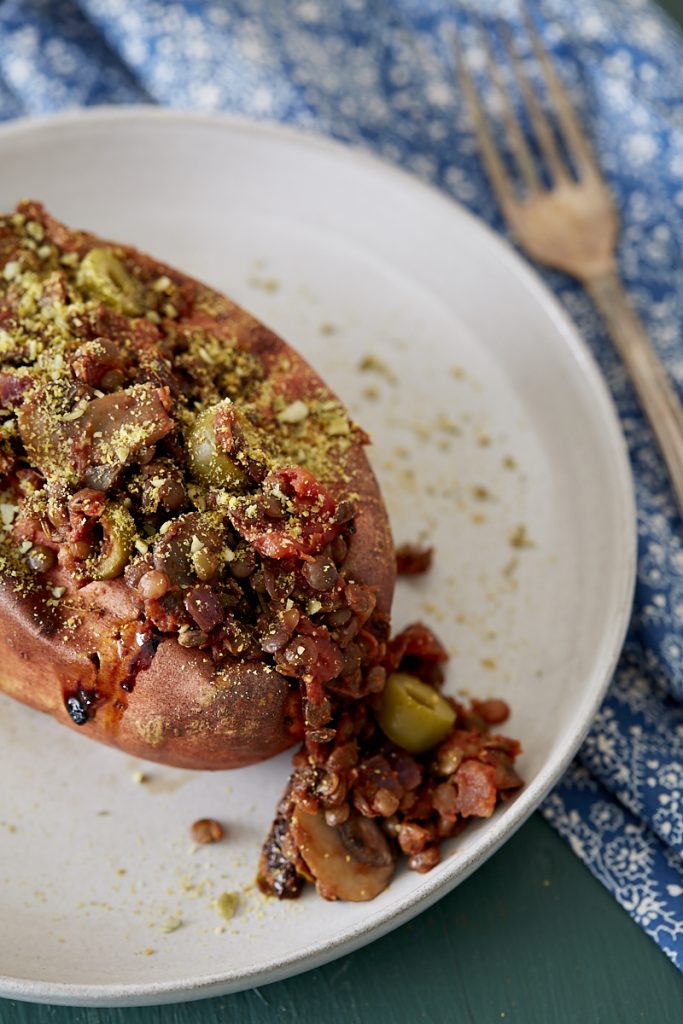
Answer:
[{"left": 0, "top": 209, "right": 394, "bottom": 770}]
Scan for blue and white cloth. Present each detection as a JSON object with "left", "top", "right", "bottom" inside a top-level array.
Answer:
[{"left": 1, "top": 0, "right": 682, "bottom": 971}]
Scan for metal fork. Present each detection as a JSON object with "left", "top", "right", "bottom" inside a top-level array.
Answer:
[{"left": 455, "top": 13, "right": 683, "bottom": 516}]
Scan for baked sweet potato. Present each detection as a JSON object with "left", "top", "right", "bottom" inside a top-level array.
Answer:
[{"left": 0, "top": 201, "right": 394, "bottom": 770}]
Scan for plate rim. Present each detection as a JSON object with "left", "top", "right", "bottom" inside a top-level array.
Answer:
[{"left": 0, "top": 105, "right": 637, "bottom": 1006}]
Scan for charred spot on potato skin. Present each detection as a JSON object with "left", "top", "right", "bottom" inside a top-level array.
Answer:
[
  {"left": 65, "top": 687, "right": 100, "bottom": 725},
  {"left": 66, "top": 696, "right": 89, "bottom": 725}
]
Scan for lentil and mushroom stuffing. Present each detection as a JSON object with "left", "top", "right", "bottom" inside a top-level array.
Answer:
[{"left": 0, "top": 200, "right": 522, "bottom": 902}]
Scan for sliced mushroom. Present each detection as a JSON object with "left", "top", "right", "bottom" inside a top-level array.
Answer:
[
  {"left": 290, "top": 808, "right": 395, "bottom": 901},
  {"left": 81, "top": 384, "right": 174, "bottom": 490},
  {"left": 17, "top": 380, "right": 173, "bottom": 490},
  {"left": 17, "top": 379, "right": 90, "bottom": 486}
]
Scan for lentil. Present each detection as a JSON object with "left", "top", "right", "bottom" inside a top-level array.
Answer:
[{"left": 190, "top": 818, "right": 225, "bottom": 844}]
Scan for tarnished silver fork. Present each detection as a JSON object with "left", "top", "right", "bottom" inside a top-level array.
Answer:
[{"left": 455, "top": 12, "right": 683, "bottom": 515}]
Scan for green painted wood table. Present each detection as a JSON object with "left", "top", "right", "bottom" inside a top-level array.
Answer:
[{"left": 3, "top": 4, "right": 683, "bottom": 1022}]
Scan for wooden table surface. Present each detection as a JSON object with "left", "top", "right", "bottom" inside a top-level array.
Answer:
[{"left": 3, "top": 2, "right": 683, "bottom": 1021}]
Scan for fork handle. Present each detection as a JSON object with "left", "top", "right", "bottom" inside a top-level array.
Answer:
[{"left": 584, "top": 269, "right": 683, "bottom": 516}]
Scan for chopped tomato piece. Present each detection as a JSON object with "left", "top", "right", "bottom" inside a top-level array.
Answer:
[{"left": 228, "top": 467, "right": 341, "bottom": 559}]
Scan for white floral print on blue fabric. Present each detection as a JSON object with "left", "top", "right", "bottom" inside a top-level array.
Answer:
[
  {"left": 544, "top": 764, "right": 683, "bottom": 965},
  {"left": 0, "top": 0, "right": 681, "bottom": 971}
]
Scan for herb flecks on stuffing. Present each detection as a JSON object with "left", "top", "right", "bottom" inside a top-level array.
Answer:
[
  {"left": 0, "top": 201, "right": 378, "bottom": 756},
  {"left": 0, "top": 201, "right": 359, "bottom": 586}
]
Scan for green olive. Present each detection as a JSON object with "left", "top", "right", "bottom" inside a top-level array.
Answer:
[
  {"left": 77, "top": 247, "right": 143, "bottom": 316},
  {"left": 378, "top": 673, "right": 456, "bottom": 754},
  {"left": 90, "top": 504, "right": 135, "bottom": 580},
  {"left": 186, "top": 404, "right": 248, "bottom": 490}
]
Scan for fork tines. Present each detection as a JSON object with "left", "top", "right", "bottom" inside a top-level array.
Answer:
[{"left": 453, "top": 11, "right": 599, "bottom": 204}]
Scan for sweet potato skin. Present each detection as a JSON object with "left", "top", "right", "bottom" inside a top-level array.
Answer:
[
  {"left": 0, "top": 578, "right": 308, "bottom": 769},
  {"left": 0, "top": 224, "right": 394, "bottom": 770}
]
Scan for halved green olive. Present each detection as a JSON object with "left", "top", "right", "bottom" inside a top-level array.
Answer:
[
  {"left": 378, "top": 672, "right": 456, "bottom": 754},
  {"left": 186, "top": 404, "right": 248, "bottom": 490},
  {"left": 90, "top": 504, "right": 135, "bottom": 580},
  {"left": 77, "top": 247, "right": 143, "bottom": 316}
]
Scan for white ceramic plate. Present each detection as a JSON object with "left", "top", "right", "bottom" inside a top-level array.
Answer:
[{"left": 0, "top": 109, "right": 635, "bottom": 1007}]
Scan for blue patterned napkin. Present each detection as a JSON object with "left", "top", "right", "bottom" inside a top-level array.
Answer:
[{"left": 1, "top": 0, "right": 682, "bottom": 971}]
